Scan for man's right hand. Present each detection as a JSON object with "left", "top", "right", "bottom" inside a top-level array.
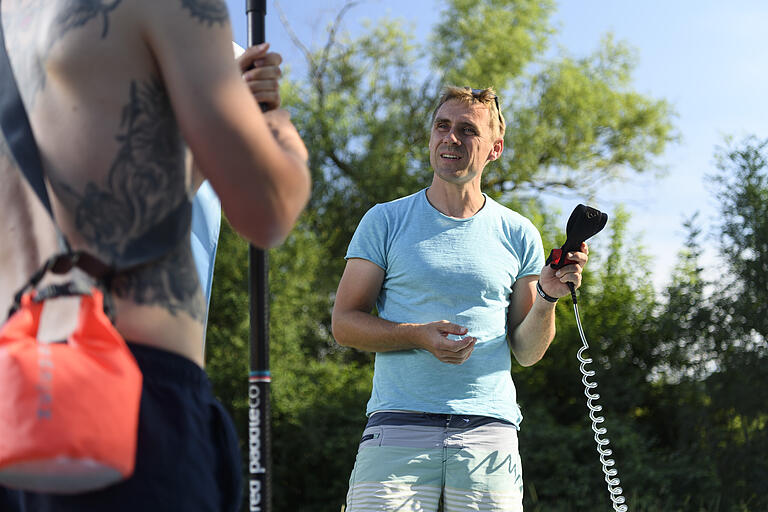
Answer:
[
  {"left": 236, "top": 42, "right": 308, "bottom": 164},
  {"left": 237, "top": 42, "right": 283, "bottom": 110},
  {"left": 415, "top": 320, "right": 476, "bottom": 365}
]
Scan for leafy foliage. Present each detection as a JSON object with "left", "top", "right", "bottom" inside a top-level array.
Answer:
[
  {"left": 508, "top": 35, "right": 676, "bottom": 197},
  {"left": 711, "top": 137, "right": 768, "bottom": 341}
]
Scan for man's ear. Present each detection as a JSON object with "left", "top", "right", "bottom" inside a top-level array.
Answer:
[{"left": 487, "top": 138, "right": 504, "bottom": 161}]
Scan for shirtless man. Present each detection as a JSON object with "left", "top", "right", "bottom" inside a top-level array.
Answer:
[{"left": 0, "top": 0, "right": 310, "bottom": 510}]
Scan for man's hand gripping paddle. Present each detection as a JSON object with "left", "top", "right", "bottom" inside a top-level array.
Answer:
[{"left": 546, "top": 204, "right": 608, "bottom": 303}]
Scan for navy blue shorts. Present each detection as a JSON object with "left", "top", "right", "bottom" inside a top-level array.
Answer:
[{"left": 1, "top": 343, "right": 242, "bottom": 512}]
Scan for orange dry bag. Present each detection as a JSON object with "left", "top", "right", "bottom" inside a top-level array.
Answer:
[{"left": 0, "top": 286, "right": 142, "bottom": 493}]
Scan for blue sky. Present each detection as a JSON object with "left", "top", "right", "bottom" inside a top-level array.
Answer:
[{"left": 224, "top": 0, "right": 768, "bottom": 290}]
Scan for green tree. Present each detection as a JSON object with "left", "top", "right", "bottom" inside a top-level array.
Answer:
[
  {"left": 711, "top": 136, "right": 768, "bottom": 341},
  {"left": 630, "top": 137, "right": 768, "bottom": 511},
  {"left": 705, "top": 137, "right": 768, "bottom": 510},
  {"left": 654, "top": 214, "right": 715, "bottom": 380},
  {"left": 640, "top": 217, "right": 722, "bottom": 510}
]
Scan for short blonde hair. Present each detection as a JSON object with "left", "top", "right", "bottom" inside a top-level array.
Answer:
[{"left": 431, "top": 86, "right": 506, "bottom": 139}]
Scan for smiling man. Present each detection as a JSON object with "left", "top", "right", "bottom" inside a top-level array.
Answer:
[{"left": 332, "top": 86, "right": 589, "bottom": 511}]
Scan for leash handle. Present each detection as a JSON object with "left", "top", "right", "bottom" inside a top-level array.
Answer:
[
  {"left": 550, "top": 204, "right": 627, "bottom": 509},
  {"left": 546, "top": 204, "right": 608, "bottom": 270}
]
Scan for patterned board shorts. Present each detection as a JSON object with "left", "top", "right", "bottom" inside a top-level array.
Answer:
[{"left": 345, "top": 412, "right": 523, "bottom": 512}]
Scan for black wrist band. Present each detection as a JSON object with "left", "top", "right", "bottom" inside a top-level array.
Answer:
[{"left": 536, "top": 280, "right": 558, "bottom": 303}]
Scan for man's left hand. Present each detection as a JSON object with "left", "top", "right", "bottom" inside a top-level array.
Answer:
[{"left": 538, "top": 242, "right": 589, "bottom": 299}]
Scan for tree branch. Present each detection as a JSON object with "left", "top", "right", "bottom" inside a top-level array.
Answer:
[
  {"left": 316, "top": 1, "right": 362, "bottom": 88},
  {"left": 274, "top": 0, "right": 314, "bottom": 70},
  {"left": 309, "top": 1, "right": 363, "bottom": 180}
]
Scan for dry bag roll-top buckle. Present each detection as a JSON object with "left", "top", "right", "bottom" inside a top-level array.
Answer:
[{"left": 8, "top": 251, "right": 115, "bottom": 322}]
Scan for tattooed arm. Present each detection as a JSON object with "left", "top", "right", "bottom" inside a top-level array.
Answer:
[
  {"left": 142, "top": 0, "right": 310, "bottom": 248},
  {"left": 189, "top": 41, "right": 285, "bottom": 193}
]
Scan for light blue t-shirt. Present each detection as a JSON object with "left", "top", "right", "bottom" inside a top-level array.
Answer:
[
  {"left": 190, "top": 181, "right": 221, "bottom": 352},
  {"left": 346, "top": 189, "right": 545, "bottom": 427}
]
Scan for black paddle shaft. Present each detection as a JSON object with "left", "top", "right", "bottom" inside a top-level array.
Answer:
[
  {"left": 245, "top": 2, "right": 271, "bottom": 511},
  {"left": 247, "top": 0, "right": 266, "bottom": 52}
]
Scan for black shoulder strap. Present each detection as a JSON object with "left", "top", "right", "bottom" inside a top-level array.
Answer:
[{"left": 0, "top": 9, "right": 56, "bottom": 218}]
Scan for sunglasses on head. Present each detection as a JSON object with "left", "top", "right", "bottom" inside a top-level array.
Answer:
[{"left": 470, "top": 88, "right": 502, "bottom": 130}]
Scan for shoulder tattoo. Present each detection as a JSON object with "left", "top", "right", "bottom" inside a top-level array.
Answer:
[
  {"left": 4, "top": 0, "right": 123, "bottom": 105},
  {"left": 57, "top": 0, "right": 123, "bottom": 39},
  {"left": 180, "top": 0, "right": 229, "bottom": 26}
]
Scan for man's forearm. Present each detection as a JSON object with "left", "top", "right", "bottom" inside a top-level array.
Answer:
[
  {"left": 509, "top": 296, "right": 557, "bottom": 366},
  {"left": 331, "top": 310, "right": 424, "bottom": 353}
]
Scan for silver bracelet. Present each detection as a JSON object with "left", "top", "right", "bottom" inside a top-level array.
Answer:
[{"left": 536, "top": 280, "right": 558, "bottom": 303}]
